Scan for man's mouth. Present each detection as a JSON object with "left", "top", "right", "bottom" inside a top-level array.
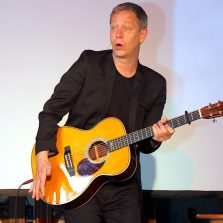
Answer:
[{"left": 115, "top": 43, "right": 123, "bottom": 49}]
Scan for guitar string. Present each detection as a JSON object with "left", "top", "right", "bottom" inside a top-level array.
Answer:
[
  {"left": 38, "top": 105, "right": 221, "bottom": 160},
  {"left": 50, "top": 107, "right": 223, "bottom": 170},
  {"left": 60, "top": 110, "right": 201, "bottom": 158},
  {"left": 62, "top": 125, "right": 154, "bottom": 158},
  {"left": 63, "top": 121, "right": 179, "bottom": 159}
]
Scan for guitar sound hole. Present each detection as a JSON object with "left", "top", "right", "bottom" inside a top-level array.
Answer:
[{"left": 88, "top": 141, "right": 108, "bottom": 162}]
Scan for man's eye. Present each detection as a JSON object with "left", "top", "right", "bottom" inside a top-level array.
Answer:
[
  {"left": 111, "top": 26, "right": 117, "bottom": 31},
  {"left": 123, "top": 27, "right": 132, "bottom": 32}
]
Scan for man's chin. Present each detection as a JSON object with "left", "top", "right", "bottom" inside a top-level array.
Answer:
[{"left": 112, "top": 51, "right": 126, "bottom": 59}]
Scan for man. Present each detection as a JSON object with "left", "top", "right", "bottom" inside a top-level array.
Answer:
[{"left": 30, "top": 2, "right": 174, "bottom": 223}]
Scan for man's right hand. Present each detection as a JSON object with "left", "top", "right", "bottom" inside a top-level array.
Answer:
[{"left": 29, "top": 150, "right": 52, "bottom": 200}]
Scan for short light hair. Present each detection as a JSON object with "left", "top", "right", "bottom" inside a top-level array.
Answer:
[{"left": 110, "top": 2, "right": 148, "bottom": 29}]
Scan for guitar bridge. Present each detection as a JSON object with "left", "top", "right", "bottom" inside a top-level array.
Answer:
[{"left": 64, "top": 146, "right": 75, "bottom": 176}]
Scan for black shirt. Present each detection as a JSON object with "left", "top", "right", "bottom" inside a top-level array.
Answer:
[{"left": 107, "top": 71, "right": 135, "bottom": 133}]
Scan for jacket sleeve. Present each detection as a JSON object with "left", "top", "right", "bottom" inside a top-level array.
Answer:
[
  {"left": 138, "top": 77, "right": 167, "bottom": 154},
  {"left": 35, "top": 51, "right": 88, "bottom": 155}
]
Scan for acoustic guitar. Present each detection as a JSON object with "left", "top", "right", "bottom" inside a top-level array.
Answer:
[{"left": 31, "top": 101, "right": 223, "bottom": 209}]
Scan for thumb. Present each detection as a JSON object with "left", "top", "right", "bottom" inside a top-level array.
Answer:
[
  {"left": 160, "top": 116, "right": 168, "bottom": 124},
  {"left": 46, "top": 162, "right": 52, "bottom": 176}
]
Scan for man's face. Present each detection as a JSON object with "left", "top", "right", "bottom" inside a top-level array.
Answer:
[{"left": 110, "top": 10, "right": 147, "bottom": 59}]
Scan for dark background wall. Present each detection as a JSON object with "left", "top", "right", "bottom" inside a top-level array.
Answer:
[{"left": 1, "top": 190, "right": 223, "bottom": 223}]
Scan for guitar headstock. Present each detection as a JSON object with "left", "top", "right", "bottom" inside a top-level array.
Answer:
[{"left": 200, "top": 101, "right": 223, "bottom": 119}]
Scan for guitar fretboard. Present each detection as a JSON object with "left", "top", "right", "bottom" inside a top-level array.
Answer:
[{"left": 107, "top": 110, "right": 201, "bottom": 151}]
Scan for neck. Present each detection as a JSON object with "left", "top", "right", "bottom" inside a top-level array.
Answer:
[{"left": 112, "top": 54, "right": 138, "bottom": 78}]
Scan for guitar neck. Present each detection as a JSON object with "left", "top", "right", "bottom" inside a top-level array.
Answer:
[{"left": 108, "top": 109, "right": 201, "bottom": 151}]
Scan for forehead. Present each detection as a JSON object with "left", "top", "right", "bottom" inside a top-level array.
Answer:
[{"left": 111, "top": 10, "right": 138, "bottom": 25}]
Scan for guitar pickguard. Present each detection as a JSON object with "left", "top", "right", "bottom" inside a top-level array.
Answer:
[{"left": 77, "top": 158, "right": 105, "bottom": 176}]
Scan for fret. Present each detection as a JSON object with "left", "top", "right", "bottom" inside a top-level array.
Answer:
[
  {"left": 145, "top": 128, "right": 149, "bottom": 138},
  {"left": 189, "top": 112, "right": 193, "bottom": 122},
  {"left": 177, "top": 117, "right": 180, "bottom": 127},
  {"left": 171, "top": 119, "right": 175, "bottom": 128}
]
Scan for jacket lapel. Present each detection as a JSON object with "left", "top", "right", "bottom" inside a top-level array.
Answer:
[
  {"left": 103, "top": 52, "right": 116, "bottom": 117},
  {"left": 128, "top": 64, "right": 144, "bottom": 132}
]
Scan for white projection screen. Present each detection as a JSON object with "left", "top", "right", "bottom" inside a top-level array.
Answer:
[{"left": 0, "top": 0, "right": 222, "bottom": 191}]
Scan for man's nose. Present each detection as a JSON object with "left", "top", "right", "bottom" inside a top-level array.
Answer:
[{"left": 116, "top": 29, "right": 123, "bottom": 38}]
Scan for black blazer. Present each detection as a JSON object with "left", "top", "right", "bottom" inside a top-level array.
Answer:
[{"left": 36, "top": 50, "right": 166, "bottom": 156}]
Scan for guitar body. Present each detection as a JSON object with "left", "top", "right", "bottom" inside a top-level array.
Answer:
[{"left": 31, "top": 117, "right": 137, "bottom": 209}]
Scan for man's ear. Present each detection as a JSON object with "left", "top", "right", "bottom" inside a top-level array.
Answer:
[{"left": 140, "top": 28, "right": 148, "bottom": 44}]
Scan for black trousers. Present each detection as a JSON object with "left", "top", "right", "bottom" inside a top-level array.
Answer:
[{"left": 64, "top": 179, "right": 142, "bottom": 223}]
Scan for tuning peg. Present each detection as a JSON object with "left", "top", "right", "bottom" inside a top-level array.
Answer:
[{"left": 213, "top": 118, "right": 217, "bottom": 123}]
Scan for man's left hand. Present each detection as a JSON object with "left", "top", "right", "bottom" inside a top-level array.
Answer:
[{"left": 152, "top": 117, "right": 175, "bottom": 142}]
